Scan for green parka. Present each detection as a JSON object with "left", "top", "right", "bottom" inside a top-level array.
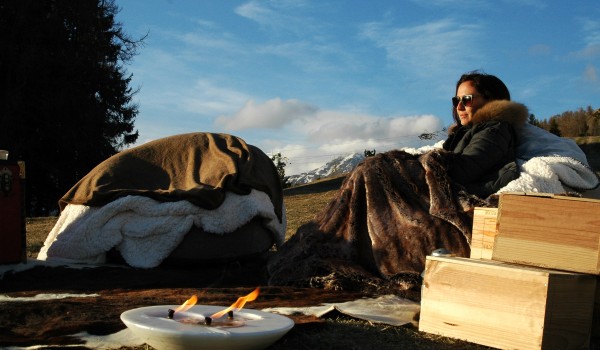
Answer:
[{"left": 443, "top": 100, "right": 529, "bottom": 197}]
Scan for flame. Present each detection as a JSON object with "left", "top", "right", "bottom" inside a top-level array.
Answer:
[
  {"left": 173, "top": 294, "right": 198, "bottom": 314},
  {"left": 210, "top": 287, "right": 260, "bottom": 319}
]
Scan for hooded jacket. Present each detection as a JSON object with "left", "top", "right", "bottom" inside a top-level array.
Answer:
[{"left": 442, "top": 100, "right": 529, "bottom": 197}]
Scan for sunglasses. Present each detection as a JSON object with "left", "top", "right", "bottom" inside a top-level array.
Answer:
[{"left": 451, "top": 94, "right": 477, "bottom": 107}]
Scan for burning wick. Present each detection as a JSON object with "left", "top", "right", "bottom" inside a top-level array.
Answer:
[
  {"left": 203, "top": 311, "right": 233, "bottom": 325},
  {"left": 167, "top": 287, "right": 259, "bottom": 324},
  {"left": 166, "top": 295, "right": 198, "bottom": 319}
]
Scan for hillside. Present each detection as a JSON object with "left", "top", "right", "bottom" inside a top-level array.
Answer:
[{"left": 282, "top": 175, "right": 345, "bottom": 239}]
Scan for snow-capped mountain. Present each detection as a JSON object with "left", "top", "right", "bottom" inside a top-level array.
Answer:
[
  {"left": 284, "top": 141, "right": 444, "bottom": 187},
  {"left": 286, "top": 152, "right": 365, "bottom": 186}
]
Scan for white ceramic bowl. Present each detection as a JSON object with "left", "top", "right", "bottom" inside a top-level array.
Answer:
[{"left": 121, "top": 305, "right": 294, "bottom": 350}]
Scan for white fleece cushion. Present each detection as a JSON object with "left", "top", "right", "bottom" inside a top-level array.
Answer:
[{"left": 38, "top": 189, "right": 286, "bottom": 268}]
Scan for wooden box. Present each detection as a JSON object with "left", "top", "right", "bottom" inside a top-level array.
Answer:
[
  {"left": 470, "top": 207, "right": 498, "bottom": 259},
  {"left": 419, "top": 256, "right": 596, "bottom": 350},
  {"left": 492, "top": 193, "right": 600, "bottom": 275}
]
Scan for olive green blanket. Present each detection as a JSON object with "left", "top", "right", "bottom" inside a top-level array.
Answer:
[{"left": 59, "top": 132, "right": 283, "bottom": 222}]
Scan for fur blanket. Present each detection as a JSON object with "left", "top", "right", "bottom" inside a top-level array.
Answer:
[
  {"left": 268, "top": 149, "right": 489, "bottom": 293},
  {"left": 267, "top": 139, "right": 598, "bottom": 293},
  {"left": 38, "top": 132, "right": 285, "bottom": 268}
]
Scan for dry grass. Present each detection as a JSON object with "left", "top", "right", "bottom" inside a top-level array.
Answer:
[
  {"left": 571, "top": 135, "right": 600, "bottom": 145},
  {"left": 25, "top": 216, "right": 56, "bottom": 258},
  {"left": 282, "top": 175, "right": 344, "bottom": 239}
]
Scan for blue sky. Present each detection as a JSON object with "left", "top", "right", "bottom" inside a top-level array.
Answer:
[{"left": 116, "top": 0, "right": 600, "bottom": 175}]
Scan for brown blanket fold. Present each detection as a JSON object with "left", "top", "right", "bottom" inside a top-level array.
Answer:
[
  {"left": 59, "top": 132, "right": 284, "bottom": 222},
  {"left": 267, "top": 149, "right": 489, "bottom": 293}
]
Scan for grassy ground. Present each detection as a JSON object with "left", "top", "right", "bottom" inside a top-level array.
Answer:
[
  {"left": 281, "top": 175, "right": 344, "bottom": 240},
  {"left": 24, "top": 217, "right": 55, "bottom": 258}
]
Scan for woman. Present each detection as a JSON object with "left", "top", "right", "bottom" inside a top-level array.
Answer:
[
  {"left": 267, "top": 72, "right": 528, "bottom": 294},
  {"left": 443, "top": 72, "right": 528, "bottom": 197}
]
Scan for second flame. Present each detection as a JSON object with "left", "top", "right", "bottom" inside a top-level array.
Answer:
[
  {"left": 173, "top": 294, "right": 198, "bottom": 314},
  {"left": 210, "top": 287, "right": 260, "bottom": 319},
  {"left": 171, "top": 288, "right": 260, "bottom": 319}
]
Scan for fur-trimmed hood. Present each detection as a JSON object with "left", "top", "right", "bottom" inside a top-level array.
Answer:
[{"left": 471, "top": 100, "right": 529, "bottom": 129}]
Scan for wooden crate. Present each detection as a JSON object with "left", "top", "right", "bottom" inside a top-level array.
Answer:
[
  {"left": 419, "top": 256, "right": 596, "bottom": 350},
  {"left": 492, "top": 193, "right": 600, "bottom": 274},
  {"left": 470, "top": 207, "right": 498, "bottom": 259}
]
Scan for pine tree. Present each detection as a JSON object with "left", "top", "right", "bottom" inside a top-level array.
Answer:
[
  {"left": 0, "top": 0, "right": 143, "bottom": 215},
  {"left": 271, "top": 152, "right": 290, "bottom": 188},
  {"left": 549, "top": 118, "right": 561, "bottom": 137},
  {"left": 528, "top": 114, "right": 540, "bottom": 127}
]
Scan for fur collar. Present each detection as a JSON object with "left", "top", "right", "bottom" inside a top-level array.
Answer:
[{"left": 471, "top": 100, "right": 529, "bottom": 129}]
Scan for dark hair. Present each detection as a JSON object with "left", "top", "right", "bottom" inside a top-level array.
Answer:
[{"left": 452, "top": 71, "right": 510, "bottom": 125}]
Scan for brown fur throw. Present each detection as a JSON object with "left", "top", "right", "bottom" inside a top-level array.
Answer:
[
  {"left": 59, "top": 132, "right": 284, "bottom": 222},
  {"left": 268, "top": 149, "right": 490, "bottom": 293}
]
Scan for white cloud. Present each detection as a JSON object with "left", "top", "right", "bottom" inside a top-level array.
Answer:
[
  {"left": 220, "top": 99, "right": 443, "bottom": 145},
  {"left": 412, "top": 0, "right": 545, "bottom": 10},
  {"left": 569, "top": 18, "right": 600, "bottom": 59},
  {"left": 278, "top": 112, "right": 442, "bottom": 174},
  {"left": 257, "top": 107, "right": 442, "bottom": 174},
  {"left": 234, "top": 0, "right": 317, "bottom": 36},
  {"left": 258, "top": 41, "right": 354, "bottom": 73},
  {"left": 235, "top": 1, "right": 274, "bottom": 24},
  {"left": 584, "top": 64, "right": 598, "bottom": 83},
  {"left": 179, "top": 31, "right": 238, "bottom": 51},
  {"left": 307, "top": 111, "right": 441, "bottom": 144},
  {"left": 215, "top": 98, "right": 318, "bottom": 130},
  {"left": 501, "top": 0, "right": 546, "bottom": 10},
  {"left": 216, "top": 99, "right": 444, "bottom": 175},
  {"left": 180, "top": 80, "right": 250, "bottom": 116},
  {"left": 582, "top": 18, "right": 600, "bottom": 41},
  {"left": 359, "top": 18, "right": 483, "bottom": 75}
]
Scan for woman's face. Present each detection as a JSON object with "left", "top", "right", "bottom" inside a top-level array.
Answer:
[{"left": 455, "top": 80, "right": 488, "bottom": 125}]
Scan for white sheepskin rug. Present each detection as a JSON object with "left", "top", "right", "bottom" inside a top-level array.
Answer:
[
  {"left": 38, "top": 189, "right": 286, "bottom": 268},
  {"left": 499, "top": 155, "right": 599, "bottom": 194}
]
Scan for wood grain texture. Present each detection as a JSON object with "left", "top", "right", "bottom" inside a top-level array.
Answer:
[
  {"left": 493, "top": 193, "right": 600, "bottom": 274},
  {"left": 470, "top": 207, "right": 498, "bottom": 260},
  {"left": 419, "top": 256, "right": 596, "bottom": 350}
]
